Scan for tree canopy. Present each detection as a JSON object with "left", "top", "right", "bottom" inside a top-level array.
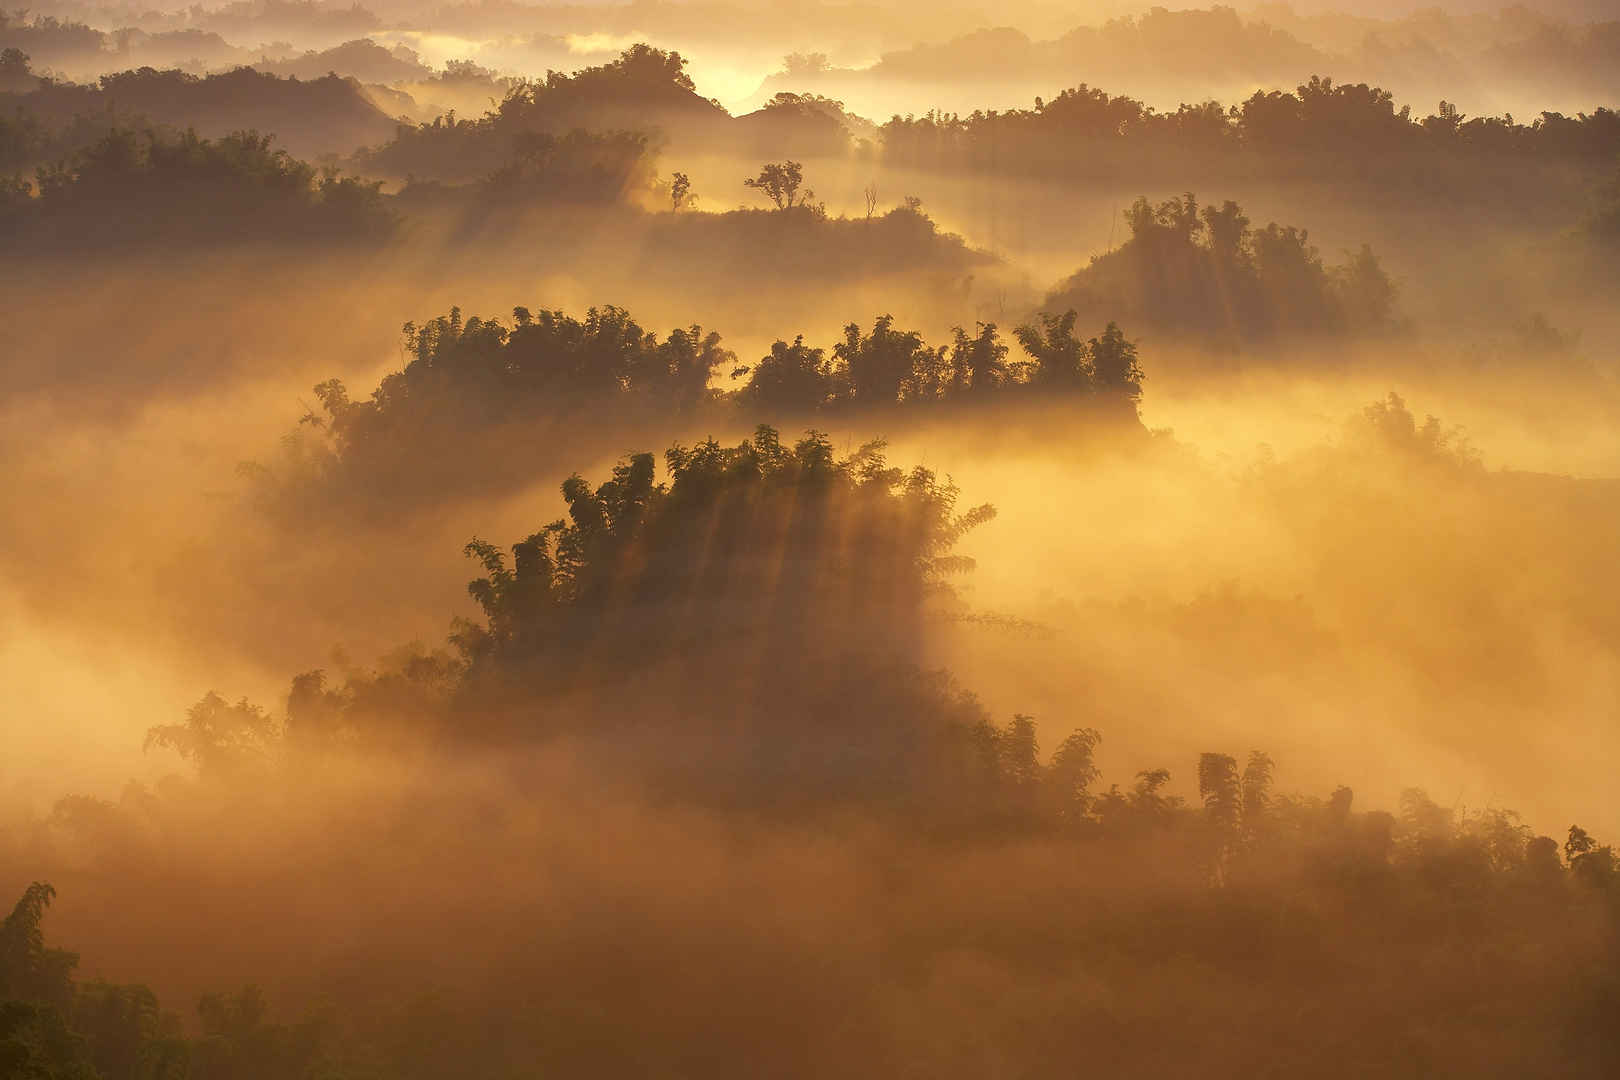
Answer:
[
  {"left": 12, "top": 126, "right": 393, "bottom": 243},
  {"left": 1043, "top": 192, "right": 1399, "bottom": 341}
]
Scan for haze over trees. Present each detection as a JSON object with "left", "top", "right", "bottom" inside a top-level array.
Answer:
[
  {"left": 9, "top": 421, "right": 1620, "bottom": 1075},
  {"left": 5, "top": 6, "right": 1620, "bottom": 1079},
  {"left": 7, "top": 34, "right": 1615, "bottom": 257},
  {"left": 1043, "top": 193, "right": 1400, "bottom": 342},
  {"left": 7, "top": 125, "right": 392, "bottom": 243},
  {"left": 878, "top": 73, "right": 1620, "bottom": 190},
  {"left": 253, "top": 303, "right": 1143, "bottom": 511},
  {"left": 355, "top": 44, "right": 724, "bottom": 183},
  {"left": 1, "top": 61, "right": 396, "bottom": 159},
  {"left": 1591, "top": 163, "right": 1620, "bottom": 242},
  {"left": 755, "top": 5, "right": 1620, "bottom": 118}
]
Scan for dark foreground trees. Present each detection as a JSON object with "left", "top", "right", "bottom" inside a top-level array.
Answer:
[
  {"left": 10, "top": 420, "right": 1620, "bottom": 1077},
  {"left": 9, "top": 763, "right": 1620, "bottom": 1077},
  {"left": 1, "top": 881, "right": 324, "bottom": 1079}
]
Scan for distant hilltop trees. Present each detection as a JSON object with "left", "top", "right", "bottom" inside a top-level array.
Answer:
[
  {"left": 5, "top": 125, "right": 392, "bottom": 241},
  {"left": 880, "top": 75, "right": 1620, "bottom": 177},
  {"left": 250, "top": 302, "right": 1144, "bottom": 510},
  {"left": 1045, "top": 192, "right": 1400, "bottom": 342}
]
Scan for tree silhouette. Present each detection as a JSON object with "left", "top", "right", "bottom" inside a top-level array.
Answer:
[
  {"left": 1045, "top": 727, "right": 1103, "bottom": 821},
  {"left": 1089, "top": 322, "right": 1144, "bottom": 399},
  {"left": 835, "top": 314, "right": 930, "bottom": 404},
  {"left": 1198, "top": 752, "right": 1243, "bottom": 831},
  {"left": 18, "top": 126, "right": 394, "bottom": 243},
  {"left": 949, "top": 322, "right": 1010, "bottom": 395},
  {"left": 743, "top": 159, "right": 809, "bottom": 210},
  {"left": 1043, "top": 192, "right": 1398, "bottom": 341},
  {"left": 144, "top": 692, "right": 279, "bottom": 778},
  {"left": 459, "top": 425, "right": 996, "bottom": 665},
  {"left": 1014, "top": 310, "right": 1090, "bottom": 387},
  {"left": 1, "top": 884, "right": 75, "bottom": 1010},
  {"left": 258, "top": 301, "right": 1147, "bottom": 515},
  {"left": 0, "top": 46, "right": 33, "bottom": 93},
  {"left": 740, "top": 336, "right": 835, "bottom": 411}
]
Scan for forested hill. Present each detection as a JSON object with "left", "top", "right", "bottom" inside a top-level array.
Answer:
[{"left": 5, "top": 66, "right": 397, "bottom": 159}]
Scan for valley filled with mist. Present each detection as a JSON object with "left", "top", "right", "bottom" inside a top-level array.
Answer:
[{"left": 3, "top": 1, "right": 1620, "bottom": 1077}]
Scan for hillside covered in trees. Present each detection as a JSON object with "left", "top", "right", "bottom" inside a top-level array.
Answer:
[
  {"left": 3, "top": 125, "right": 392, "bottom": 241},
  {"left": 252, "top": 302, "right": 1143, "bottom": 511},
  {"left": 4, "top": 6, "right": 1619, "bottom": 1079},
  {"left": 7, "top": 423, "right": 1620, "bottom": 1077},
  {"left": 0, "top": 60, "right": 396, "bottom": 159},
  {"left": 1043, "top": 192, "right": 1400, "bottom": 343},
  {"left": 10, "top": 35, "right": 1613, "bottom": 197},
  {"left": 3, "top": 36, "right": 1615, "bottom": 271},
  {"left": 877, "top": 74, "right": 1620, "bottom": 186},
  {"left": 742, "top": 4, "right": 1620, "bottom": 118}
]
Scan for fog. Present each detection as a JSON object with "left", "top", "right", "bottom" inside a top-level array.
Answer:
[{"left": 3, "top": 7, "right": 1619, "bottom": 1077}]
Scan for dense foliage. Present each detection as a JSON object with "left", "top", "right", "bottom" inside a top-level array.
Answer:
[
  {"left": 282, "top": 305, "right": 728, "bottom": 492},
  {"left": 345, "top": 42, "right": 1620, "bottom": 199},
  {"left": 10, "top": 405, "right": 1620, "bottom": 1077},
  {"left": 0, "top": 881, "right": 328, "bottom": 1079},
  {"left": 737, "top": 312, "right": 1144, "bottom": 412},
  {"left": 261, "top": 303, "right": 1142, "bottom": 506},
  {"left": 880, "top": 75, "right": 1620, "bottom": 177},
  {"left": 244, "top": 426, "right": 1003, "bottom": 771},
  {"left": 1044, "top": 192, "right": 1399, "bottom": 341},
  {"left": 1, "top": 64, "right": 395, "bottom": 160},
  {"left": 481, "top": 128, "right": 654, "bottom": 202},
  {"left": 7, "top": 741, "right": 1619, "bottom": 1077},
  {"left": 453, "top": 425, "right": 994, "bottom": 671},
  {"left": 10, "top": 126, "right": 393, "bottom": 242},
  {"left": 5, "top": 15, "right": 1619, "bottom": 1079},
  {"left": 357, "top": 44, "right": 720, "bottom": 183}
]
